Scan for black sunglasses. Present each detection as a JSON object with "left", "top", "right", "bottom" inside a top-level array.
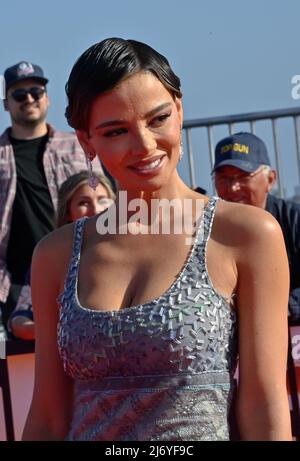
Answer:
[{"left": 10, "top": 87, "right": 46, "bottom": 103}]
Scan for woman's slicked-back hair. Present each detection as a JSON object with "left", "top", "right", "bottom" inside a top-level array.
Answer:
[{"left": 65, "top": 37, "right": 182, "bottom": 131}]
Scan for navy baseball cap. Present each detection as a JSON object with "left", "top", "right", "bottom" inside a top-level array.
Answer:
[
  {"left": 212, "top": 132, "right": 271, "bottom": 173},
  {"left": 4, "top": 61, "right": 48, "bottom": 91}
]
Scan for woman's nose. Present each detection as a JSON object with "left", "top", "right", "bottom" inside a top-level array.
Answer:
[
  {"left": 90, "top": 201, "right": 101, "bottom": 215},
  {"left": 131, "top": 129, "right": 157, "bottom": 156}
]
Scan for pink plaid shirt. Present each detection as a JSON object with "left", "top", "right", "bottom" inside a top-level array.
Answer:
[{"left": 0, "top": 124, "right": 102, "bottom": 302}]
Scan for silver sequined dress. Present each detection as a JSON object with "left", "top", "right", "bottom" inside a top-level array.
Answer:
[{"left": 57, "top": 197, "right": 238, "bottom": 441}]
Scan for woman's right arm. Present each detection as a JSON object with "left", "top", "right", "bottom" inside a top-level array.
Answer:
[{"left": 22, "top": 228, "right": 74, "bottom": 440}]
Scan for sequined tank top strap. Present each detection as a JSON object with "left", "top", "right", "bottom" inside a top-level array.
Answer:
[
  {"left": 63, "top": 217, "right": 88, "bottom": 291},
  {"left": 192, "top": 196, "right": 219, "bottom": 263},
  {"left": 200, "top": 196, "right": 219, "bottom": 248}
]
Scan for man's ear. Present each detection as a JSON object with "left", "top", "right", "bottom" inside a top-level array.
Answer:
[
  {"left": 267, "top": 169, "right": 277, "bottom": 192},
  {"left": 76, "top": 130, "right": 96, "bottom": 161},
  {"left": 3, "top": 99, "right": 8, "bottom": 111},
  {"left": 45, "top": 92, "right": 50, "bottom": 109}
]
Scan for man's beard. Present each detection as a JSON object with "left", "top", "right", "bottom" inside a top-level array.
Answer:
[{"left": 12, "top": 112, "right": 47, "bottom": 128}]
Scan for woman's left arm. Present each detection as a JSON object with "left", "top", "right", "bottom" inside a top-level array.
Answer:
[{"left": 235, "top": 207, "right": 292, "bottom": 440}]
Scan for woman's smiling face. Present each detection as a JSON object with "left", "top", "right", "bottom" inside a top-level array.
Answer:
[{"left": 79, "top": 71, "right": 183, "bottom": 193}]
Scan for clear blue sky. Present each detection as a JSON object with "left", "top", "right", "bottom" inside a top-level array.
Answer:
[{"left": 1, "top": 0, "right": 300, "bottom": 195}]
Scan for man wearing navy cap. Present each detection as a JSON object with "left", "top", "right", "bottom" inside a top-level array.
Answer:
[
  {"left": 0, "top": 61, "right": 102, "bottom": 331},
  {"left": 212, "top": 132, "right": 300, "bottom": 320}
]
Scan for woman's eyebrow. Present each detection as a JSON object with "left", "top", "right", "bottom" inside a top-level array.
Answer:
[
  {"left": 95, "top": 102, "right": 172, "bottom": 130},
  {"left": 144, "top": 102, "right": 172, "bottom": 118}
]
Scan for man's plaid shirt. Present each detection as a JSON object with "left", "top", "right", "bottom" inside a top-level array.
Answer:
[{"left": 0, "top": 124, "right": 102, "bottom": 302}]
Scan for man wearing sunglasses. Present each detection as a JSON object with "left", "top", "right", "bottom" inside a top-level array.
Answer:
[
  {"left": 0, "top": 61, "right": 102, "bottom": 331},
  {"left": 212, "top": 131, "right": 300, "bottom": 321}
]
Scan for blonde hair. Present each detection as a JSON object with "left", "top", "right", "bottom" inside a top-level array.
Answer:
[{"left": 56, "top": 170, "right": 115, "bottom": 227}]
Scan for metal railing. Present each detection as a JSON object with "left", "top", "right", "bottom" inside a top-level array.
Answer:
[{"left": 182, "top": 107, "right": 300, "bottom": 198}]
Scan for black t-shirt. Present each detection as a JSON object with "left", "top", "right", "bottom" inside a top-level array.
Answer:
[{"left": 6, "top": 133, "right": 55, "bottom": 284}]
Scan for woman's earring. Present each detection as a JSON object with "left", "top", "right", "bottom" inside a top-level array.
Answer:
[
  {"left": 179, "top": 141, "right": 184, "bottom": 161},
  {"left": 87, "top": 156, "right": 100, "bottom": 190}
]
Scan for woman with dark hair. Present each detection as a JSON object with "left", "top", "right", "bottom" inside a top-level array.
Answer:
[{"left": 23, "top": 38, "right": 291, "bottom": 440}]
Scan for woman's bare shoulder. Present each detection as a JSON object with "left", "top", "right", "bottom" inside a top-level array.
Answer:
[
  {"left": 30, "top": 222, "right": 79, "bottom": 301},
  {"left": 215, "top": 198, "right": 282, "bottom": 242},
  {"left": 34, "top": 222, "right": 75, "bottom": 256},
  {"left": 32, "top": 222, "right": 77, "bottom": 283}
]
